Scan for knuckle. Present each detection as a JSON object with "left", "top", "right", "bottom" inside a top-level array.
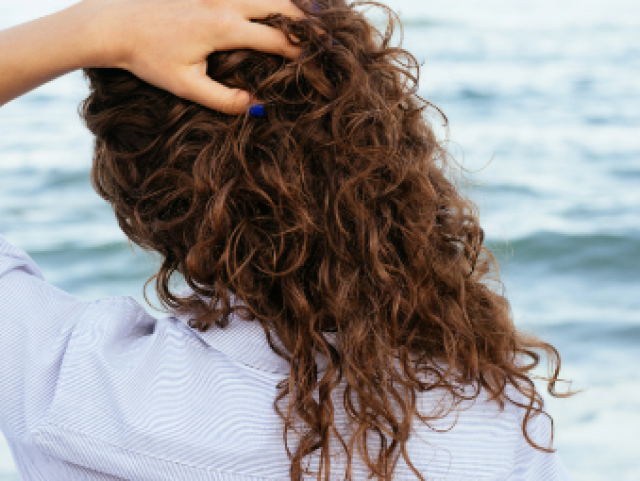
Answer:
[
  {"left": 169, "top": 77, "right": 190, "bottom": 100},
  {"left": 278, "top": 0, "right": 295, "bottom": 11},
  {"left": 219, "top": 94, "right": 239, "bottom": 114},
  {"left": 214, "top": 12, "right": 237, "bottom": 33},
  {"left": 224, "top": 90, "right": 248, "bottom": 114},
  {"left": 271, "top": 0, "right": 287, "bottom": 10}
]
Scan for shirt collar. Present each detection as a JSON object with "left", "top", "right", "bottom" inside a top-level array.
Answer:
[{"left": 173, "top": 290, "right": 337, "bottom": 375}]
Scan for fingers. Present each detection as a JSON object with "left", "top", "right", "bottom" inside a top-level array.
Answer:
[
  {"left": 223, "top": 20, "right": 302, "bottom": 60},
  {"left": 177, "top": 67, "right": 252, "bottom": 114},
  {"left": 234, "top": 0, "right": 306, "bottom": 21}
]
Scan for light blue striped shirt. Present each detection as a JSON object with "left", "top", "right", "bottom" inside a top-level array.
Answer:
[{"left": 0, "top": 235, "right": 571, "bottom": 480}]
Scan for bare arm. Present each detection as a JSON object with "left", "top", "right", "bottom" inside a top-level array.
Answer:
[{"left": 0, "top": 0, "right": 304, "bottom": 114}]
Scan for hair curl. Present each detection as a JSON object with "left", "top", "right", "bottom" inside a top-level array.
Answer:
[{"left": 81, "top": 1, "right": 571, "bottom": 479}]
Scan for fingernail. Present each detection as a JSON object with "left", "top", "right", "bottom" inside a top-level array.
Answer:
[
  {"left": 311, "top": 2, "right": 321, "bottom": 13},
  {"left": 249, "top": 104, "right": 266, "bottom": 118}
]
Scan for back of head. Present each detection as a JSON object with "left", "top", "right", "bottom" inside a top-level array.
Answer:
[{"left": 81, "top": 1, "right": 564, "bottom": 479}]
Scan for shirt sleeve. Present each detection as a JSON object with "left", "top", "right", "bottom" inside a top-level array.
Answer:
[
  {"left": 0, "top": 235, "right": 91, "bottom": 444},
  {"left": 507, "top": 408, "right": 572, "bottom": 480}
]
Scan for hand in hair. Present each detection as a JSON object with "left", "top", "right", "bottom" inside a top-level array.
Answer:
[
  {"left": 0, "top": 0, "right": 304, "bottom": 113},
  {"left": 83, "top": 0, "right": 305, "bottom": 113}
]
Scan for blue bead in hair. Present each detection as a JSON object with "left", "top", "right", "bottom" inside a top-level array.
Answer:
[{"left": 249, "top": 104, "right": 266, "bottom": 118}]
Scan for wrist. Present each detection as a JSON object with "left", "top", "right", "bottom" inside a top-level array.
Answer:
[{"left": 66, "top": 1, "right": 127, "bottom": 69}]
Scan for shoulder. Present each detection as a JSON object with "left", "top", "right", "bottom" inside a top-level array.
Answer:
[
  {"left": 505, "top": 393, "right": 572, "bottom": 480},
  {"left": 483, "top": 383, "right": 572, "bottom": 480},
  {"left": 405, "top": 374, "right": 572, "bottom": 480},
  {"left": 0, "top": 235, "right": 157, "bottom": 442}
]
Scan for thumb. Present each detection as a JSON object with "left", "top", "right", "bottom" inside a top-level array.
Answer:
[{"left": 178, "top": 69, "right": 252, "bottom": 115}]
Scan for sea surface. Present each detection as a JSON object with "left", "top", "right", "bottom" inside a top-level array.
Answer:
[{"left": 1, "top": 0, "right": 639, "bottom": 479}]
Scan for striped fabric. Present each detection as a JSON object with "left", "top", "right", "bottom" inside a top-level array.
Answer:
[{"left": 0, "top": 234, "right": 572, "bottom": 480}]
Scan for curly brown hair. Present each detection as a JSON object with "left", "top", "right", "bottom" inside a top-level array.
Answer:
[{"left": 81, "top": 1, "right": 571, "bottom": 479}]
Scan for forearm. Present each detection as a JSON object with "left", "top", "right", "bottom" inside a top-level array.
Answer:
[{"left": 0, "top": 3, "right": 100, "bottom": 106}]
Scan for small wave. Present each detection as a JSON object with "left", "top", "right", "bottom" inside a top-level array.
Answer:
[
  {"left": 401, "top": 18, "right": 458, "bottom": 28},
  {"left": 611, "top": 167, "right": 640, "bottom": 179},
  {"left": 488, "top": 231, "right": 640, "bottom": 280},
  {"left": 468, "top": 183, "right": 540, "bottom": 197},
  {"left": 30, "top": 241, "right": 126, "bottom": 259},
  {"left": 44, "top": 169, "right": 88, "bottom": 189},
  {"left": 536, "top": 321, "right": 640, "bottom": 344},
  {"left": 458, "top": 88, "right": 497, "bottom": 101}
]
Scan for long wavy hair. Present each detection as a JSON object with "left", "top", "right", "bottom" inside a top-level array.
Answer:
[{"left": 81, "top": 1, "right": 571, "bottom": 478}]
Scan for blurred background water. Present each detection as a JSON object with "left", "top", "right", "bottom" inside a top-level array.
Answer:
[{"left": 0, "top": 0, "right": 639, "bottom": 479}]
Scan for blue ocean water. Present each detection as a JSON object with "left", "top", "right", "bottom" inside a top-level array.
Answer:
[{"left": 0, "top": 0, "right": 639, "bottom": 479}]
